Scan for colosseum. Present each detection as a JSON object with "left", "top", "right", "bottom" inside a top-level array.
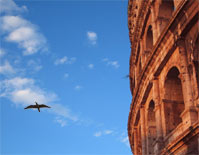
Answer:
[{"left": 127, "top": 0, "right": 199, "bottom": 154}]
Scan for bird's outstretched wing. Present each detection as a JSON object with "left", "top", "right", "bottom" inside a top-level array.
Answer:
[
  {"left": 39, "top": 104, "right": 51, "bottom": 108},
  {"left": 24, "top": 105, "right": 37, "bottom": 109}
]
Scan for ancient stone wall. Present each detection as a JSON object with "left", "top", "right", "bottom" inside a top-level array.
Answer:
[{"left": 128, "top": 0, "right": 199, "bottom": 154}]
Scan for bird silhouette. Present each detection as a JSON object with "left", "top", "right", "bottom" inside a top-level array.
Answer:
[
  {"left": 122, "top": 74, "right": 130, "bottom": 79},
  {"left": 24, "top": 102, "right": 51, "bottom": 112}
]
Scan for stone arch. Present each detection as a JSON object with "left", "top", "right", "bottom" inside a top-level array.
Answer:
[
  {"left": 163, "top": 67, "right": 185, "bottom": 135},
  {"left": 158, "top": 0, "right": 175, "bottom": 33},
  {"left": 147, "top": 100, "right": 156, "bottom": 154}
]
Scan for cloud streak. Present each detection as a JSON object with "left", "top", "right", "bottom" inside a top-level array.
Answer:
[
  {"left": 0, "top": 0, "right": 27, "bottom": 14},
  {"left": 0, "top": 60, "right": 15, "bottom": 75},
  {"left": 74, "top": 85, "right": 82, "bottom": 91},
  {"left": 54, "top": 56, "right": 76, "bottom": 65},
  {"left": 102, "top": 58, "right": 120, "bottom": 69},
  {"left": 87, "top": 31, "right": 97, "bottom": 45},
  {"left": 94, "top": 129, "right": 114, "bottom": 137},
  {"left": 0, "top": 77, "right": 79, "bottom": 126}
]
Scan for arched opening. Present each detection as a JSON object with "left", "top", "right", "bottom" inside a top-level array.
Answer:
[
  {"left": 146, "top": 25, "right": 153, "bottom": 52},
  {"left": 135, "top": 43, "right": 140, "bottom": 65},
  {"left": 147, "top": 100, "right": 156, "bottom": 154},
  {"left": 163, "top": 67, "right": 185, "bottom": 135},
  {"left": 158, "top": 0, "right": 174, "bottom": 33},
  {"left": 193, "top": 36, "right": 199, "bottom": 91}
]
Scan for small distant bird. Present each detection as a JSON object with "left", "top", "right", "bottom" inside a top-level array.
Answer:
[
  {"left": 123, "top": 74, "right": 130, "bottom": 79},
  {"left": 24, "top": 102, "right": 51, "bottom": 112}
]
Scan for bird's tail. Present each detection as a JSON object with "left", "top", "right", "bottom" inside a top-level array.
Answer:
[{"left": 38, "top": 108, "right": 40, "bottom": 112}]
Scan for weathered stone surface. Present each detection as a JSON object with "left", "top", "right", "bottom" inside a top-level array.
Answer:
[{"left": 127, "top": 0, "right": 199, "bottom": 154}]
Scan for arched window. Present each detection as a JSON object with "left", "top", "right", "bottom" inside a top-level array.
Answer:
[
  {"left": 147, "top": 100, "right": 156, "bottom": 154},
  {"left": 163, "top": 67, "right": 185, "bottom": 135},
  {"left": 146, "top": 25, "right": 153, "bottom": 52},
  {"left": 158, "top": 0, "right": 174, "bottom": 33},
  {"left": 193, "top": 36, "right": 199, "bottom": 90}
]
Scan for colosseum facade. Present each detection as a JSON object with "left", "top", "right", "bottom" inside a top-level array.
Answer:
[{"left": 127, "top": 0, "right": 199, "bottom": 154}]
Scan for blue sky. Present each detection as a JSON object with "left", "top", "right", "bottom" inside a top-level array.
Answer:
[{"left": 0, "top": 0, "right": 132, "bottom": 154}]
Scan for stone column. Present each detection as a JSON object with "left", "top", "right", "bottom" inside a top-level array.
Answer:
[
  {"left": 151, "top": 6, "right": 159, "bottom": 44},
  {"left": 133, "top": 127, "right": 138, "bottom": 155},
  {"left": 153, "top": 77, "right": 163, "bottom": 155},
  {"left": 140, "top": 106, "right": 146, "bottom": 155},
  {"left": 177, "top": 38, "right": 198, "bottom": 126}
]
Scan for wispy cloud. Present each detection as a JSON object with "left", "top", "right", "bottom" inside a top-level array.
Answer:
[
  {"left": 102, "top": 58, "right": 120, "bottom": 69},
  {"left": 54, "top": 117, "right": 67, "bottom": 127},
  {"left": 120, "top": 136, "right": 129, "bottom": 147},
  {"left": 94, "top": 129, "right": 114, "bottom": 137},
  {"left": 0, "top": 76, "right": 79, "bottom": 126},
  {"left": 0, "top": 60, "right": 15, "bottom": 75},
  {"left": 0, "top": 0, "right": 27, "bottom": 14},
  {"left": 104, "top": 130, "right": 113, "bottom": 135},
  {"left": 0, "top": 48, "right": 6, "bottom": 57},
  {"left": 54, "top": 56, "right": 76, "bottom": 65},
  {"left": 87, "top": 31, "right": 97, "bottom": 45},
  {"left": 88, "top": 64, "right": 94, "bottom": 69},
  {"left": 74, "top": 85, "right": 82, "bottom": 91},
  {"left": 94, "top": 131, "right": 102, "bottom": 137},
  {"left": 50, "top": 103, "right": 78, "bottom": 122},
  {"left": 27, "top": 59, "right": 42, "bottom": 72}
]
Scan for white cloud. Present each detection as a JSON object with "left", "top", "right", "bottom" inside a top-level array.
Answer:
[
  {"left": 54, "top": 56, "right": 76, "bottom": 65},
  {"left": 74, "top": 85, "right": 82, "bottom": 91},
  {"left": 27, "top": 60, "right": 42, "bottom": 72},
  {"left": 0, "top": 48, "right": 6, "bottom": 57},
  {"left": 87, "top": 31, "right": 97, "bottom": 45},
  {"left": 0, "top": 60, "right": 15, "bottom": 75},
  {"left": 54, "top": 117, "right": 67, "bottom": 127},
  {"left": 54, "top": 56, "right": 67, "bottom": 65},
  {"left": 108, "top": 61, "right": 119, "bottom": 68},
  {"left": 1, "top": 15, "right": 47, "bottom": 55},
  {"left": 94, "top": 129, "right": 114, "bottom": 138},
  {"left": 120, "top": 136, "right": 129, "bottom": 147},
  {"left": 0, "top": 77, "right": 79, "bottom": 124},
  {"left": 94, "top": 131, "right": 102, "bottom": 137},
  {"left": 0, "top": 0, "right": 27, "bottom": 14},
  {"left": 102, "top": 58, "right": 120, "bottom": 69},
  {"left": 104, "top": 130, "right": 113, "bottom": 135},
  {"left": 50, "top": 103, "right": 78, "bottom": 122},
  {"left": 88, "top": 64, "right": 94, "bottom": 69},
  {"left": 0, "top": 77, "right": 56, "bottom": 106}
]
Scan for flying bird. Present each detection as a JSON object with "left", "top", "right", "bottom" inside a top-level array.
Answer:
[
  {"left": 24, "top": 102, "right": 51, "bottom": 112},
  {"left": 123, "top": 74, "right": 130, "bottom": 79}
]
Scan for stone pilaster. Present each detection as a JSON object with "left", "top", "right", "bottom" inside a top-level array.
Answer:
[
  {"left": 140, "top": 106, "right": 146, "bottom": 155},
  {"left": 177, "top": 38, "right": 198, "bottom": 126},
  {"left": 134, "top": 127, "right": 138, "bottom": 155},
  {"left": 153, "top": 77, "right": 163, "bottom": 155},
  {"left": 151, "top": 6, "right": 159, "bottom": 44}
]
